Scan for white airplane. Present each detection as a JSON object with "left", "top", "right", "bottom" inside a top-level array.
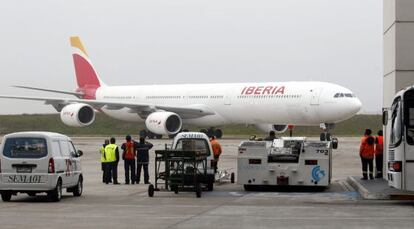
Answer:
[{"left": 0, "top": 37, "right": 362, "bottom": 138}]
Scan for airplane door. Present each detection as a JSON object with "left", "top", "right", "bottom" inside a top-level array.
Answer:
[
  {"left": 224, "top": 93, "right": 231, "bottom": 105},
  {"left": 310, "top": 88, "right": 322, "bottom": 105}
]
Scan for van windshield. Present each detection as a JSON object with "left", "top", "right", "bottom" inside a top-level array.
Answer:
[
  {"left": 175, "top": 139, "right": 211, "bottom": 156},
  {"left": 3, "top": 138, "right": 48, "bottom": 158}
]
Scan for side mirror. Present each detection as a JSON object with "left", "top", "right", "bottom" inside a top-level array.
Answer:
[
  {"left": 76, "top": 150, "right": 83, "bottom": 157},
  {"left": 331, "top": 138, "right": 338, "bottom": 149},
  {"left": 382, "top": 109, "right": 388, "bottom": 126}
]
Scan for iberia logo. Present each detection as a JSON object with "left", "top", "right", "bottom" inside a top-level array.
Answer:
[
  {"left": 241, "top": 86, "right": 285, "bottom": 95},
  {"left": 149, "top": 119, "right": 162, "bottom": 125}
]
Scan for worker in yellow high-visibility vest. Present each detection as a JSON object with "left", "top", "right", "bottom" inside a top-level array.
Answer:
[
  {"left": 104, "top": 137, "right": 120, "bottom": 184},
  {"left": 100, "top": 139, "right": 109, "bottom": 183}
]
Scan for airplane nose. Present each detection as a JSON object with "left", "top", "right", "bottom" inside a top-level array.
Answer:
[{"left": 351, "top": 98, "right": 362, "bottom": 114}]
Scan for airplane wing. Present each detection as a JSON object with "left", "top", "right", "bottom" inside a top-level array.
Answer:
[
  {"left": 0, "top": 95, "right": 215, "bottom": 119},
  {"left": 12, "top": 85, "right": 84, "bottom": 97}
]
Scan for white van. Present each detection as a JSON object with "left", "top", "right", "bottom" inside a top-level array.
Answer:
[{"left": 0, "top": 132, "right": 83, "bottom": 202}]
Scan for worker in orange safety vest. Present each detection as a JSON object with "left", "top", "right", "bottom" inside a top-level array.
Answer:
[
  {"left": 210, "top": 135, "right": 222, "bottom": 173},
  {"left": 359, "top": 129, "right": 375, "bottom": 180}
]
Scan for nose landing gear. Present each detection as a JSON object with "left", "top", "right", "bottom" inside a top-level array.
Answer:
[
  {"left": 320, "top": 123, "right": 335, "bottom": 141},
  {"left": 319, "top": 123, "right": 339, "bottom": 149}
]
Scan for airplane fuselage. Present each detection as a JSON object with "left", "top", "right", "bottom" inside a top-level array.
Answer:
[{"left": 97, "top": 81, "right": 362, "bottom": 127}]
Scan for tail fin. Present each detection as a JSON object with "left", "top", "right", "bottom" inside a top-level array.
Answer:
[{"left": 70, "top": 36, "right": 105, "bottom": 99}]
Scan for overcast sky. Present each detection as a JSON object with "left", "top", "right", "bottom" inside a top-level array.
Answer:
[{"left": 0, "top": 0, "right": 382, "bottom": 114}]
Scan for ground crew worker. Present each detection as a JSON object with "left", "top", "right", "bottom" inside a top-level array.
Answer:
[
  {"left": 136, "top": 137, "right": 153, "bottom": 184},
  {"left": 210, "top": 135, "right": 222, "bottom": 173},
  {"left": 375, "top": 130, "right": 384, "bottom": 178},
  {"left": 104, "top": 137, "right": 120, "bottom": 184},
  {"left": 359, "top": 129, "right": 375, "bottom": 180},
  {"left": 264, "top": 131, "right": 276, "bottom": 141},
  {"left": 100, "top": 139, "right": 110, "bottom": 183},
  {"left": 121, "top": 135, "right": 138, "bottom": 185}
]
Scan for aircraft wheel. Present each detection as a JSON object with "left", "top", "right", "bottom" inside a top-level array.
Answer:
[
  {"left": 207, "top": 128, "right": 214, "bottom": 137},
  {"left": 199, "top": 129, "right": 208, "bottom": 135},
  {"left": 148, "top": 132, "right": 155, "bottom": 139},
  {"left": 326, "top": 133, "right": 331, "bottom": 141},
  {"left": 214, "top": 129, "right": 223, "bottom": 139},
  {"left": 320, "top": 133, "right": 326, "bottom": 141},
  {"left": 139, "top": 130, "right": 147, "bottom": 138}
]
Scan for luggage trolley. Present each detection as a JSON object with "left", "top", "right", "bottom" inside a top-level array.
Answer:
[{"left": 148, "top": 149, "right": 208, "bottom": 198}]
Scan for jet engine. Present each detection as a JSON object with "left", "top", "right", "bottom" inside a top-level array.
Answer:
[
  {"left": 255, "top": 124, "right": 289, "bottom": 134},
  {"left": 145, "top": 112, "right": 182, "bottom": 135},
  {"left": 60, "top": 103, "right": 95, "bottom": 127}
]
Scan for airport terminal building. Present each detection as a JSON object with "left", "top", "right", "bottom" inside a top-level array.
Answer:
[{"left": 384, "top": 0, "right": 414, "bottom": 107}]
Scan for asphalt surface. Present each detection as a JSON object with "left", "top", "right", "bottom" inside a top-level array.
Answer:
[{"left": 0, "top": 137, "right": 413, "bottom": 229}]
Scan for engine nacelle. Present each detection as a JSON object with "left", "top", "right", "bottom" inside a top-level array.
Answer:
[
  {"left": 60, "top": 103, "right": 95, "bottom": 127},
  {"left": 255, "top": 124, "right": 289, "bottom": 134},
  {"left": 145, "top": 112, "right": 182, "bottom": 135}
]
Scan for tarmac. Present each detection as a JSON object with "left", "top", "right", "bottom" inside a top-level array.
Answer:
[{"left": 0, "top": 136, "right": 413, "bottom": 229}]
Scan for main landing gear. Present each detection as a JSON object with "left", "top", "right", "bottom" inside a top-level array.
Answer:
[
  {"left": 139, "top": 127, "right": 223, "bottom": 139},
  {"left": 320, "top": 123, "right": 339, "bottom": 149},
  {"left": 139, "top": 130, "right": 162, "bottom": 139},
  {"left": 199, "top": 127, "right": 223, "bottom": 139}
]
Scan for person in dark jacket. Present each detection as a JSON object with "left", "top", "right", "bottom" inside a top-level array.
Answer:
[
  {"left": 136, "top": 137, "right": 153, "bottom": 184},
  {"left": 121, "top": 135, "right": 138, "bottom": 184}
]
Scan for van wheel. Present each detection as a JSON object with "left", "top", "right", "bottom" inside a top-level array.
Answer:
[
  {"left": 148, "top": 184, "right": 155, "bottom": 197},
  {"left": 48, "top": 179, "right": 62, "bottom": 202},
  {"left": 73, "top": 176, "right": 83, "bottom": 197},
  {"left": 195, "top": 183, "right": 202, "bottom": 198},
  {"left": 207, "top": 181, "right": 214, "bottom": 191},
  {"left": 1, "top": 192, "right": 12, "bottom": 202},
  {"left": 171, "top": 185, "right": 179, "bottom": 194}
]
